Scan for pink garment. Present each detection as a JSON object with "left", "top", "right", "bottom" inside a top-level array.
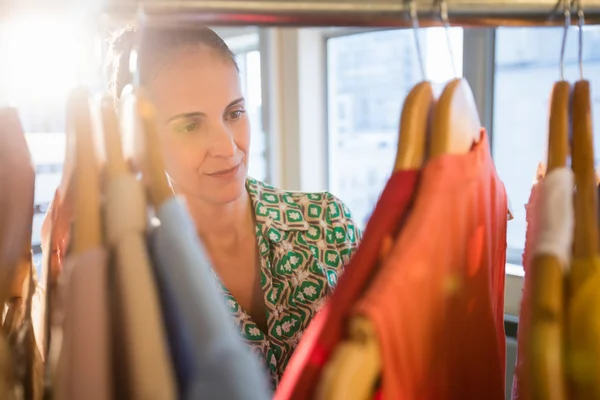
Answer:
[
  {"left": 55, "top": 248, "right": 112, "bottom": 400},
  {"left": 511, "top": 180, "right": 542, "bottom": 400},
  {"left": 355, "top": 131, "right": 507, "bottom": 400}
]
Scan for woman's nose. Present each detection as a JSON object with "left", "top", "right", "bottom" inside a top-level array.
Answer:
[{"left": 208, "top": 123, "right": 236, "bottom": 158}]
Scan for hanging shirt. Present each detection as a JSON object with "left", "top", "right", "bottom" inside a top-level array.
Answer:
[
  {"left": 148, "top": 196, "right": 271, "bottom": 400},
  {"left": 519, "top": 168, "right": 573, "bottom": 400},
  {"left": 511, "top": 177, "right": 543, "bottom": 400},
  {"left": 568, "top": 256, "right": 600, "bottom": 400},
  {"left": 104, "top": 174, "right": 176, "bottom": 399},
  {"left": 275, "top": 170, "right": 419, "bottom": 400},
  {"left": 53, "top": 248, "right": 111, "bottom": 400},
  {"left": 213, "top": 178, "right": 361, "bottom": 387},
  {"left": 2, "top": 253, "right": 44, "bottom": 400},
  {"left": 354, "top": 132, "right": 507, "bottom": 400}
]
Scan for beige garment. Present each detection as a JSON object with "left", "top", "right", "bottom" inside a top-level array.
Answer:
[
  {"left": 53, "top": 248, "right": 112, "bottom": 400},
  {"left": 104, "top": 174, "right": 176, "bottom": 400},
  {"left": 2, "top": 253, "right": 44, "bottom": 400}
]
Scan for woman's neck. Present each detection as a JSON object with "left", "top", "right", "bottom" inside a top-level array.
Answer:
[{"left": 182, "top": 190, "right": 254, "bottom": 250}]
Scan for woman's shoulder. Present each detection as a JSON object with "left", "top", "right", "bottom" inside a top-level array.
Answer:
[{"left": 246, "top": 177, "right": 355, "bottom": 226}]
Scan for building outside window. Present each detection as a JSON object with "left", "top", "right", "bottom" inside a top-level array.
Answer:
[
  {"left": 326, "top": 28, "right": 464, "bottom": 229},
  {"left": 235, "top": 48, "right": 267, "bottom": 182},
  {"left": 493, "top": 26, "right": 600, "bottom": 262}
]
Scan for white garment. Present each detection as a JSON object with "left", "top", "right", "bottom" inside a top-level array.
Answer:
[
  {"left": 104, "top": 174, "right": 176, "bottom": 400},
  {"left": 532, "top": 167, "right": 574, "bottom": 269},
  {"left": 522, "top": 181, "right": 543, "bottom": 271}
]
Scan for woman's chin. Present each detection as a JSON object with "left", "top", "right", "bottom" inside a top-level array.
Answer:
[{"left": 204, "top": 176, "right": 247, "bottom": 205}]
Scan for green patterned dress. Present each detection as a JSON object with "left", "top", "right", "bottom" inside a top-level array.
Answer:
[{"left": 211, "top": 178, "right": 361, "bottom": 388}]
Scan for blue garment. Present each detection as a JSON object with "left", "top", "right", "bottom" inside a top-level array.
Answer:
[{"left": 147, "top": 197, "right": 271, "bottom": 400}]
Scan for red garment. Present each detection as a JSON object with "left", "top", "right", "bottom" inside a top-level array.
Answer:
[
  {"left": 355, "top": 131, "right": 507, "bottom": 400},
  {"left": 276, "top": 170, "right": 419, "bottom": 400}
]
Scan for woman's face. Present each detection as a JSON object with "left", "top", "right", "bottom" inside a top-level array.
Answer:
[{"left": 148, "top": 47, "right": 250, "bottom": 205}]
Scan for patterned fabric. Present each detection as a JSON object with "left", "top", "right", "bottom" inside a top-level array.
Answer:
[{"left": 212, "top": 178, "right": 361, "bottom": 388}]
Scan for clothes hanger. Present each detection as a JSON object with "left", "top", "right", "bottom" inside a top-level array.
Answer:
[
  {"left": 118, "top": 6, "right": 173, "bottom": 210},
  {"left": 68, "top": 87, "right": 102, "bottom": 255},
  {"left": 136, "top": 90, "right": 174, "bottom": 209},
  {"left": 429, "top": 0, "right": 481, "bottom": 159},
  {"left": 526, "top": 4, "right": 571, "bottom": 399},
  {"left": 0, "top": 108, "right": 35, "bottom": 309},
  {"left": 100, "top": 95, "right": 129, "bottom": 180},
  {"left": 119, "top": 84, "right": 174, "bottom": 210},
  {"left": 394, "top": 0, "right": 434, "bottom": 171},
  {"left": 571, "top": 0, "right": 598, "bottom": 259},
  {"left": 567, "top": 3, "right": 600, "bottom": 399},
  {"left": 316, "top": 3, "right": 432, "bottom": 399}
]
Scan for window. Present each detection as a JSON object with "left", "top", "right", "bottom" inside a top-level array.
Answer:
[
  {"left": 0, "top": 15, "right": 96, "bottom": 264},
  {"left": 327, "top": 28, "right": 464, "bottom": 229},
  {"left": 237, "top": 49, "right": 267, "bottom": 182},
  {"left": 224, "top": 31, "right": 268, "bottom": 182},
  {"left": 493, "top": 26, "right": 600, "bottom": 260}
]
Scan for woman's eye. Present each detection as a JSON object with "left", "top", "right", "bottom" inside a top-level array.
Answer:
[
  {"left": 228, "top": 109, "right": 246, "bottom": 120},
  {"left": 178, "top": 122, "right": 199, "bottom": 133}
]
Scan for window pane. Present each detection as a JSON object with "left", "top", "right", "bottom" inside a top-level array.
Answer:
[
  {"left": 493, "top": 26, "right": 600, "bottom": 254},
  {"left": 225, "top": 33, "right": 268, "bottom": 183},
  {"left": 327, "top": 28, "right": 464, "bottom": 229},
  {"left": 245, "top": 50, "right": 268, "bottom": 182},
  {"left": 0, "top": 16, "right": 95, "bottom": 253}
]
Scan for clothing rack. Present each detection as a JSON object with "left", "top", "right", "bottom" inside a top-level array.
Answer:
[{"left": 99, "top": 0, "right": 600, "bottom": 27}]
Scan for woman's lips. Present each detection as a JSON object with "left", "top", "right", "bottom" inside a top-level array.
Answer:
[{"left": 206, "top": 163, "right": 240, "bottom": 178}]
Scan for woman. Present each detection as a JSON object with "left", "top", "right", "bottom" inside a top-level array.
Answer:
[{"left": 56, "top": 25, "right": 360, "bottom": 387}]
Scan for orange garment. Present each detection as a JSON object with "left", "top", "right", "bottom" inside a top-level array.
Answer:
[{"left": 354, "top": 132, "right": 507, "bottom": 400}]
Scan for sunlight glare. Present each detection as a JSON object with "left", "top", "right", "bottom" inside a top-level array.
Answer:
[{"left": 0, "top": 14, "right": 93, "bottom": 107}]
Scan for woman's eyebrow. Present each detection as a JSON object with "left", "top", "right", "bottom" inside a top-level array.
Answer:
[
  {"left": 167, "top": 97, "right": 245, "bottom": 123},
  {"left": 226, "top": 97, "right": 245, "bottom": 108},
  {"left": 167, "top": 111, "right": 205, "bottom": 123}
]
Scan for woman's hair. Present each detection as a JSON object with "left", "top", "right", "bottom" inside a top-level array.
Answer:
[{"left": 106, "top": 25, "right": 238, "bottom": 103}]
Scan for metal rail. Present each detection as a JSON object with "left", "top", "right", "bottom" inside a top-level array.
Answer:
[{"left": 98, "top": 0, "right": 600, "bottom": 27}]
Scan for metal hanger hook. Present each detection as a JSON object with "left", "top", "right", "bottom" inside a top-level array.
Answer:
[
  {"left": 407, "top": 0, "right": 426, "bottom": 80},
  {"left": 559, "top": 0, "right": 571, "bottom": 81},
  {"left": 438, "top": 0, "right": 457, "bottom": 78},
  {"left": 576, "top": 0, "right": 584, "bottom": 79}
]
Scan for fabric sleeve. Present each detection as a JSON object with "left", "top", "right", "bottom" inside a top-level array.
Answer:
[{"left": 324, "top": 192, "right": 362, "bottom": 273}]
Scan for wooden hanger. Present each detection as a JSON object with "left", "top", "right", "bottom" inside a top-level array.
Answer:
[
  {"left": 100, "top": 95, "right": 129, "bottom": 180},
  {"left": 317, "top": 80, "right": 435, "bottom": 400},
  {"left": 525, "top": 79, "right": 570, "bottom": 400},
  {"left": 394, "top": 81, "right": 435, "bottom": 170},
  {"left": 119, "top": 85, "right": 173, "bottom": 210},
  {"left": 316, "top": 4, "right": 438, "bottom": 396},
  {"left": 570, "top": 1, "right": 598, "bottom": 258},
  {"left": 525, "top": 7, "right": 572, "bottom": 393},
  {"left": 547, "top": 82, "right": 570, "bottom": 172},
  {"left": 0, "top": 108, "right": 35, "bottom": 308},
  {"left": 571, "top": 79, "right": 598, "bottom": 258},
  {"left": 68, "top": 88, "right": 102, "bottom": 255},
  {"left": 56, "top": 96, "right": 77, "bottom": 213},
  {"left": 429, "top": 78, "right": 481, "bottom": 159}
]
